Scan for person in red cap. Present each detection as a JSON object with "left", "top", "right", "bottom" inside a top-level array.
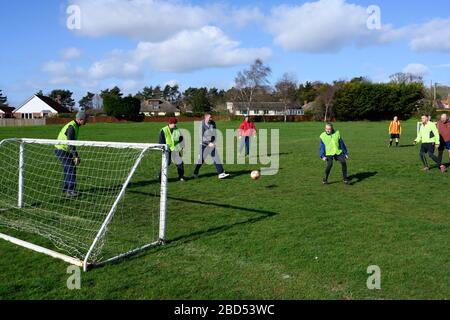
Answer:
[
  {"left": 158, "top": 117, "right": 185, "bottom": 181},
  {"left": 238, "top": 116, "right": 257, "bottom": 156}
]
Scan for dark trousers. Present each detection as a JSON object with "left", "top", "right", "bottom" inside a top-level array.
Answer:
[
  {"left": 420, "top": 143, "right": 441, "bottom": 167},
  {"left": 194, "top": 145, "right": 224, "bottom": 175},
  {"left": 324, "top": 154, "right": 348, "bottom": 181},
  {"left": 239, "top": 136, "right": 250, "bottom": 155},
  {"left": 54, "top": 149, "right": 76, "bottom": 193},
  {"left": 160, "top": 151, "right": 184, "bottom": 179}
]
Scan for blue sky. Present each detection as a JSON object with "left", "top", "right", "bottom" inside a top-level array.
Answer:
[{"left": 1, "top": 0, "right": 450, "bottom": 107}]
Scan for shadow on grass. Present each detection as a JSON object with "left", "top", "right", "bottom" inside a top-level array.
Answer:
[
  {"left": 348, "top": 171, "right": 378, "bottom": 185},
  {"left": 397, "top": 144, "right": 415, "bottom": 148},
  {"left": 95, "top": 195, "right": 278, "bottom": 270}
]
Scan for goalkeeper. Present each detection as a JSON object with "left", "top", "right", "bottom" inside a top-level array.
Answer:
[
  {"left": 158, "top": 118, "right": 186, "bottom": 182},
  {"left": 54, "top": 110, "right": 88, "bottom": 197}
]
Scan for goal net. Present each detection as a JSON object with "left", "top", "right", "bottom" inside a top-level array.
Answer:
[{"left": 0, "top": 138, "right": 168, "bottom": 271}]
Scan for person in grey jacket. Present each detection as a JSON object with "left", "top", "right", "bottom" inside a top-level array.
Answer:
[{"left": 193, "top": 113, "right": 230, "bottom": 179}]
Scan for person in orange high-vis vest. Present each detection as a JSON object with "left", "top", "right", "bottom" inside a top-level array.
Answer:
[{"left": 389, "top": 116, "right": 402, "bottom": 147}]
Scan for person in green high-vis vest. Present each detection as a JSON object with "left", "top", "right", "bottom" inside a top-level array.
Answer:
[
  {"left": 414, "top": 114, "right": 446, "bottom": 172},
  {"left": 158, "top": 117, "right": 185, "bottom": 182},
  {"left": 54, "top": 110, "right": 88, "bottom": 197},
  {"left": 320, "top": 123, "right": 350, "bottom": 185}
]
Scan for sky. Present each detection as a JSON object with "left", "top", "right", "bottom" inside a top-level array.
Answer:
[{"left": 1, "top": 0, "right": 450, "bottom": 107}]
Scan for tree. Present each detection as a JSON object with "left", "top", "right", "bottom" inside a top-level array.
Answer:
[
  {"left": 0, "top": 90, "right": 8, "bottom": 107},
  {"left": 103, "top": 94, "right": 140, "bottom": 119},
  {"left": 389, "top": 72, "right": 423, "bottom": 84},
  {"left": 79, "top": 92, "right": 95, "bottom": 110},
  {"left": 135, "top": 86, "right": 155, "bottom": 101},
  {"left": 153, "top": 86, "right": 162, "bottom": 100},
  {"left": 298, "top": 81, "right": 319, "bottom": 105},
  {"left": 235, "top": 59, "right": 272, "bottom": 115},
  {"left": 316, "top": 82, "right": 342, "bottom": 122},
  {"left": 183, "top": 87, "right": 211, "bottom": 113},
  {"left": 49, "top": 90, "right": 75, "bottom": 112},
  {"left": 101, "top": 86, "right": 123, "bottom": 99},
  {"left": 275, "top": 73, "right": 298, "bottom": 122}
]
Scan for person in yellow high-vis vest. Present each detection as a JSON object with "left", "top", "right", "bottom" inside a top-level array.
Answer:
[
  {"left": 414, "top": 114, "right": 446, "bottom": 172},
  {"left": 54, "top": 110, "right": 88, "bottom": 197},
  {"left": 158, "top": 118, "right": 185, "bottom": 181},
  {"left": 320, "top": 123, "right": 349, "bottom": 185}
]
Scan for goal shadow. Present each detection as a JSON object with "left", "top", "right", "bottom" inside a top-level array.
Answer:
[{"left": 96, "top": 193, "right": 278, "bottom": 269}]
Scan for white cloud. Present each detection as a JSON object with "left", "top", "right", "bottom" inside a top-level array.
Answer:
[
  {"left": 69, "top": 0, "right": 262, "bottom": 41},
  {"left": 164, "top": 80, "right": 179, "bottom": 87},
  {"left": 266, "top": 0, "right": 387, "bottom": 53},
  {"left": 42, "top": 61, "right": 69, "bottom": 75},
  {"left": 70, "top": 0, "right": 211, "bottom": 42},
  {"left": 88, "top": 54, "right": 142, "bottom": 80},
  {"left": 409, "top": 19, "right": 450, "bottom": 52},
  {"left": 134, "top": 26, "right": 272, "bottom": 72},
  {"left": 62, "top": 47, "right": 82, "bottom": 60},
  {"left": 403, "top": 63, "right": 430, "bottom": 77}
]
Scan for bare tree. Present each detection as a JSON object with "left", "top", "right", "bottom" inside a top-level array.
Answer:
[
  {"left": 235, "top": 59, "right": 272, "bottom": 115},
  {"left": 317, "top": 82, "right": 341, "bottom": 122},
  {"left": 389, "top": 72, "right": 423, "bottom": 84},
  {"left": 275, "top": 73, "right": 298, "bottom": 122}
]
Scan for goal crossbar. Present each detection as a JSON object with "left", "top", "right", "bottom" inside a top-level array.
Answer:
[
  {"left": 0, "top": 138, "right": 166, "bottom": 150},
  {"left": 0, "top": 138, "right": 169, "bottom": 271}
]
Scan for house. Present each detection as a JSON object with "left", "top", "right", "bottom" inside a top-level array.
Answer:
[
  {"left": 0, "top": 105, "right": 15, "bottom": 118},
  {"left": 226, "top": 102, "right": 304, "bottom": 116},
  {"left": 14, "top": 95, "right": 72, "bottom": 119},
  {"left": 442, "top": 95, "right": 450, "bottom": 109},
  {"left": 140, "top": 99, "right": 180, "bottom": 116}
]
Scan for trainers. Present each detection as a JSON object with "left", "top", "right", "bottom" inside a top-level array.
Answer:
[
  {"left": 179, "top": 177, "right": 186, "bottom": 182},
  {"left": 322, "top": 179, "right": 328, "bottom": 185},
  {"left": 421, "top": 167, "right": 430, "bottom": 171},
  {"left": 218, "top": 173, "right": 230, "bottom": 179},
  {"left": 192, "top": 174, "right": 199, "bottom": 179},
  {"left": 343, "top": 180, "right": 350, "bottom": 185},
  {"left": 439, "top": 165, "right": 447, "bottom": 173},
  {"left": 66, "top": 191, "right": 80, "bottom": 198}
]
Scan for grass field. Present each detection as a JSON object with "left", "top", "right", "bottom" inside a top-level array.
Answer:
[{"left": 0, "top": 120, "right": 449, "bottom": 300}]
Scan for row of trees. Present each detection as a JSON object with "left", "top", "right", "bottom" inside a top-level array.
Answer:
[{"left": 3, "top": 58, "right": 431, "bottom": 121}]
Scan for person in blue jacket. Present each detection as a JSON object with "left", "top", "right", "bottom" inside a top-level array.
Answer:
[{"left": 320, "top": 123, "right": 349, "bottom": 185}]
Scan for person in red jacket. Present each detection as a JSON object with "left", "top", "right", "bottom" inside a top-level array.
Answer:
[
  {"left": 238, "top": 116, "right": 257, "bottom": 157},
  {"left": 437, "top": 113, "right": 450, "bottom": 167}
]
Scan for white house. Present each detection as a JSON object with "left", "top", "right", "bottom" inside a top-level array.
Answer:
[
  {"left": 14, "top": 95, "right": 71, "bottom": 119},
  {"left": 226, "top": 102, "right": 304, "bottom": 116},
  {"left": 140, "top": 99, "right": 181, "bottom": 116}
]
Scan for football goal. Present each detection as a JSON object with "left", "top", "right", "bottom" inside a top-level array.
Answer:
[{"left": 0, "top": 138, "right": 169, "bottom": 271}]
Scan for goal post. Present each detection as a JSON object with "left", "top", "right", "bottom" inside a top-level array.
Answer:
[{"left": 0, "top": 138, "right": 169, "bottom": 271}]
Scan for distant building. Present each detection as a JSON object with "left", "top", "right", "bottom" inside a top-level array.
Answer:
[
  {"left": 0, "top": 105, "right": 15, "bottom": 118},
  {"left": 14, "top": 95, "right": 72, "bottom": 119},
  {"left": 226, "top": 102, "right": 304, "bottom": 116},
  {"left": 140, "top": 99, "right": 180, "bottom": 116}
]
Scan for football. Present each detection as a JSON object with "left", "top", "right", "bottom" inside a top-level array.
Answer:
[{"left": 250, "top": 170, "right": 261, "bottom": 180}]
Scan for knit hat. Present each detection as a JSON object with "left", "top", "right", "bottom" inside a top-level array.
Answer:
[
  {"left": 76, "top": 110, "right": 88, "bottom": 120},
  {"left": 168, "top": 117, "right": 178, "bottom": 125}
]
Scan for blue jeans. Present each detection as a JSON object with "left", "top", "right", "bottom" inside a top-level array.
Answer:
[
  {"left": 194, "top": 145, "right": 224, "bottom": 175},
  {"left": 239, "top": 136, "right": 250, "bottom": 155},
  {"left": 54, "top": 149, "right": 77, "bottom": 193}
]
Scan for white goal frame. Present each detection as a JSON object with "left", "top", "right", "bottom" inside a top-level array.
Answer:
[{"left": 0, "top": 138, "right": 169, "bottom": 272}]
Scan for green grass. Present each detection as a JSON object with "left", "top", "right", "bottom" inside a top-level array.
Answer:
[{"left": 0, "top": 120, "right": 449, "bottom": 300}]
